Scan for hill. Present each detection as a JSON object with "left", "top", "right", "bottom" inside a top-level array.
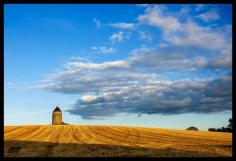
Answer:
[{"left": 4, "top": 125, "right": 232, "bottom": 157}]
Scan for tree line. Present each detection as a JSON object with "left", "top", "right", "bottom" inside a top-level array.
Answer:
[
  {"left": 186, "top": 118, "right": 232, "bottom": 133},
  {"left": 208, "top": 118, "right": 232, "bottom": 133}
]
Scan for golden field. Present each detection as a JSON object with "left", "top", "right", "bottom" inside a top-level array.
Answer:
[{"left": 4, "top": 125, "right": 232, "bottom": 157}]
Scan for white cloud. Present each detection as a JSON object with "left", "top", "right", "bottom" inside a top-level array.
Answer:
[
  {"left": 210, "top": 54, "right": 232, "bottom": 69},
  {"left": 193, "top": 56, "right": 208, "bottom": 68},
  {"left": 65, "top": 60, "right": 129, "bottom": 71},
  {"left": 91, "top": 46, "right": 116, "bottom": 54},
  {"left": 109, "top": 31, "right": 131, "bottom": 43},
  {"left": 165, "top": 22, "right": 228, "bottom": 51},
  {"left": 139, "top": 31, "right": 152, "bottom": 41},
  {"left": 130, "top": 46, "right": 232, "bottom": 71},
  {"left": 61, "top": 45, "right": 231, "bottom": 75},
  {"left": 110, "top": 22, "right": 135, "bottom": 30},
  {"left": 196, "top": 10, "right": 220, "bottom": 22},
  {"left": 137, "top": 5, "right": 230, "bottom": 53},
  {"left": 138, "top": 6, "right": 181, "bottom": 32},
  {"left": 81, "top": 95, "right": 98, "bottom": 102},
  {"left": 65, "top": 75, "right": 231, "bottom": 119},
  {"left": 36, "top": 45, "right": 232, "bottom": 96},
  {"left": 93, "top": 18, "right": 101, "bottom": 28},
  {"left": 32, "top": 4, "right": 232, "bottom": 119},
  {"left": 115, "top": 73, "right": 158, "bottom": 79},
  {"left": 130, "top": 47, "right": 153, "bottom": 55},
  {"left": 129, "top": 47, "right": 195, "bottom": 71}
]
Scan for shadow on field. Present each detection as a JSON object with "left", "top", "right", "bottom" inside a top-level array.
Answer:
[{"left": 4, "top": 140, "right": 228, "bottom": 157}]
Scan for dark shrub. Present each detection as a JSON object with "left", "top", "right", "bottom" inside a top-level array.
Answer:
[
  {"left": 208, "top": 128, "right": 217, "bottom": 132},
  {"left": 186, "top": 127, "right": 198, "bottom": 131}
]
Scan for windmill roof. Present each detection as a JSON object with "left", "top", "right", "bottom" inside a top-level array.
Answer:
[{"left": 53, "top": 106, "right": 61, "bottom": 112}]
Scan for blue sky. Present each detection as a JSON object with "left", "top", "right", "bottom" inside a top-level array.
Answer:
[{"left": 4, "top": 4, "right": 232, "bottom": 130}]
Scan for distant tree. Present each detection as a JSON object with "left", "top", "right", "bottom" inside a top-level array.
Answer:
[
  {"left": 208, "top": 118, "right": 232, "bottom": 133},
  {"left": 186, "top": 126, "right": 198, "bottom": 131},
  {"left": 225, "top": 127, "right": 231, "bottom": 133},
  {"left": 221, "top": 127, "right": 226, "bottom": 132},
  {"left": 216, "top": 128, "right": 221, "bottom": 132},
  {"left": 208, "top": 128, "right": 217, "bottom": 132},
  {"left": 228, "top": 118, "right": 232, "bottom": 130}
]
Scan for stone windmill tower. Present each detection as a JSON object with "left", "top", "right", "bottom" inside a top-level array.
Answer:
[{"left": 52, "top": 106, "right": 62, "bottom": 125}]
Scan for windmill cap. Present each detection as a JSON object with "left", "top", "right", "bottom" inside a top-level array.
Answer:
[{"left": 53, "top": 106, "right": 61, "bottom": 112}]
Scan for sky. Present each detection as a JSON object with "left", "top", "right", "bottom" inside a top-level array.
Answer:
[{"left": 4, "top": 4, "right": 232, "bottom": 130}]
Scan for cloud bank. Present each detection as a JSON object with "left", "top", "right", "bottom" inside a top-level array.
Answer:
[{"left": 35, "top": 4, "right": 232, "bottom": 119}]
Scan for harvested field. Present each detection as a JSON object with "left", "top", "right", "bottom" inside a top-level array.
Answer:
[{"left": 4, "top": 125, "right": 232, "bottom": 157}]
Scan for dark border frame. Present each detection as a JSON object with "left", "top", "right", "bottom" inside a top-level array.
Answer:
[{"left": 1, "top": 0, "right": 235, "bottom": 160}]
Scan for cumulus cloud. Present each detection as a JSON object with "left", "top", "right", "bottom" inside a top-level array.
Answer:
[
  {"left": 66, "top": 75, "right": 231, "bottom": 119},
  {"left": 34, "top": 4, "right": 231, "bottom": 119},
  {"left": 138, "top": 5, "right": 181, "bottom": 32},
  {"left": 38, "top": 70, "right": 158, "bottom": 95},
  {"left": 196, "top": 10, "right": 220, "bottom": 22},
  {"left": 166, "top": 22, "right": 228, "bottom": 50},
  {"left": 129, "top": 49, "right": 195, "bottom": 71},
  {"left": 138, "top": 5, "right": 230, "bottom": 53},
  {"left": 129, "top": 47, "right": 232, "bottom": 71},
  {"left": 110, "top": 22, "right": 135, "bottom": 30},
  {"left": 210, "top": 54, "right": 232, "bottom": 69},
  {"left": 37, "top": 44, "right": 232, "bottom": 94},
  {"left": 109, "top": 31, "right": 131, "bottom": 43},
  {"left": 91, "top": 46, "right": 116, "bottom": 54},
  {"left": 36, "top": 46, "right": 232, "bottom": 119}
]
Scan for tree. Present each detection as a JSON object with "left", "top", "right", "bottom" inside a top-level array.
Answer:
[
  {"left": 208, "top": 128, "right": 217, "bottom": 132},
  {"left": 226, "top": 118, "right": 232, "bottom": 133},
  {"left": 186, "top": 126, "right": 198, "bottom": 131},
  {"left": 228, "top": 118, "right": 232, "bottom": 129},
  {"left": 208, "top": 118, "right": 232, "bottom": 133}
]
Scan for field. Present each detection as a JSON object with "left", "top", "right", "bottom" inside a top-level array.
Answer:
[{"left": 4, "top": 125, "right": 232, "bottom": 157}]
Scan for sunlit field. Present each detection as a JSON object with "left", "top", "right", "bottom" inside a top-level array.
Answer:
[{"left": 4, "top": 125, "right": 232, "bottom": 157}]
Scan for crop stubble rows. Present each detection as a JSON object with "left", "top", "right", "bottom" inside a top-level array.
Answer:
[{"left": 4, "top": 125, "right": 232, "bottom": 157}]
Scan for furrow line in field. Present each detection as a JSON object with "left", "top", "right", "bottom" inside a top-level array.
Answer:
[
  {"left": 86, "top": 126, "right": 125, "bottom": 145},
  {"left": 50, "top": 125, "right": 60, "bottom": 143},
  {"left": 5, "top": 127, "right": 38, "bottom": 140},
  {"left": 59, "top": 126, "right": 71, "bottom": 143},
  {"left": 106, "top": 127, "right": 220, "bottom": 148},
  {"left": 93, "top": 126, "right": 130, "bottom": 143},
  {"left": 36, "top": 126, "right": 52, "bottom": 142},
  {"left": 86, "top": 126, "right": 109, "bottom": 144},
  {"left": 89, "top": 126, "right": 134, "bottom": 146},
  {"left": 84, "top": 126, "right": 124, "bottom": 145},
  {"left": 17, "top": 126, "right": 47, "bottom": 141},
  {"left": 4, "top": 126, "right": 20, "bottom": 134},
  {"left": 79, "top": 126, "right": 94, "bottom": 143},
  {"left": 78, "top": 126, "right": 91, "bottom": 142},
  {"left": 71, "top": 126, "right": 84, "bottom": 144}
]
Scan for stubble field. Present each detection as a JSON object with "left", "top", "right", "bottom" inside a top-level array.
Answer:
[{"left": 4, "top": 125, "right": 232, "bottom": 157}]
